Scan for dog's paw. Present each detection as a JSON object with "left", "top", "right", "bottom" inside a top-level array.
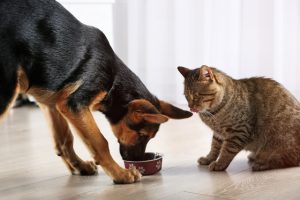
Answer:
[
  {"left": 208, "top": 161, "right": 227, "bottom": 171},
  {"left": 198, "top": 156, "right": 213, "bottom": 165},
  {"left": 79, "top": 161, "right": 98, "bottom": 176},
  {"left": 113, "top": 168, "right": 142, "bottom": 184}
]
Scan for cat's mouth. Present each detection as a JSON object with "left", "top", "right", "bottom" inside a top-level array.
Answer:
[{"left": 190, "top": 107, "right": 201, "bottom": 113}]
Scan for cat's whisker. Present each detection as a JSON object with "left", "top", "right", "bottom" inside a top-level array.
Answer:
[{"left": 204, "top": 110, "right": 217, "bottom": 122}]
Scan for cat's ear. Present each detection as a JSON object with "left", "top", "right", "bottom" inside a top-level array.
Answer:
[
  {"left": 177, "top": 66, "right": 190, "bottom": 78},
  {"left": 199, "top": 65, "right": 214, "bottom": 81}
]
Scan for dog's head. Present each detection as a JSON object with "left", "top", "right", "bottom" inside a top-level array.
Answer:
[{"left": 111, "top": 99, "right": 192, "bottom": 161}]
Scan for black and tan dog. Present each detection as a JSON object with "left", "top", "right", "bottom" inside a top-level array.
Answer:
[{"left": 0, "top": 0, "right": 192, "bottom": 184}]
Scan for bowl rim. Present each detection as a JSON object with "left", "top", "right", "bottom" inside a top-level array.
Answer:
[{"left": 123, "top": 152, "right": 163, "bottom": 163}]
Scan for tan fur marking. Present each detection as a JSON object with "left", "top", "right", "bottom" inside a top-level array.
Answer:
[
  {"left": 56, "top": 104, "right": 141, "bottom": 183},
  {"left": 16, "top": 67, "right": 82, "bottom": 106},
  {"left": 40, "top": 104, "right": 97, "bottom": 175},
  {"left": 17, "top": 67, "right": 29, "bottom": 92},
  {"left": 89, "top": 91, "right": 107, "bottom": 111},
  {"left": 27, "top": 80, "right": 82, "bottom": 105},
  {"left": 111, "top": 120, "right": 138, "bottom": 146},
  {"left": 56, "top": 105, "right": 110, "bottom": 163},
  {"left": 111, "top": 99, "right": 168, "bottom": 146}
]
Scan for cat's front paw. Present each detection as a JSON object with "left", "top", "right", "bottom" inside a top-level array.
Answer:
[
  {"left": 208, "top": 161, "right": 227, "bottom": 171},
  {"left": 251, "top": 162, "right": 270, "bottom": 171},
  {"left": 198, "top": 156, "right": 213, "bottom": 165},
  {"left": 247, "top": 153, "right": 256, "bottom": 163}
]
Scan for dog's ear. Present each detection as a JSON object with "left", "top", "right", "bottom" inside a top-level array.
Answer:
[
  {"left": 128, "top": 99, "right": 169, "bottom": 124},
  {"left": 140, "top": 113, "right": 169, "bottom": 124},
  {"left": 177, "top": 66, "right": 191, "bottom": 78},
  {"left": 159, "top": 100, "right": 193, "bottom": 119}
]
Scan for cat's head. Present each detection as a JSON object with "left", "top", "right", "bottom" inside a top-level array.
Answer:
[{"left": 177, "top": 65, "right": 225, "bottom": 113}]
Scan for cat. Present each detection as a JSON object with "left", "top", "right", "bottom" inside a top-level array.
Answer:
[{"left": 178, "top": 65, "right": 300, "bottom": 171}]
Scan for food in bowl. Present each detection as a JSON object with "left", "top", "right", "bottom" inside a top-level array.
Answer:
[{"left": 123, "top": 152, "right": 163, "bottom": 175}]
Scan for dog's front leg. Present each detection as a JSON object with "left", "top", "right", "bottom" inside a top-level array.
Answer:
[{"left": 56, "top": 102, "right": 141, "bottom": 184}]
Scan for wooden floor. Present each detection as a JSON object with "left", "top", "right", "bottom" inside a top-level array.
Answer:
[{"left": 1, "top": 106, "right": 300, "bottom": 200}]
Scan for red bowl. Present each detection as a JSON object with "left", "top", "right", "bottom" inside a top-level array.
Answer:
[{"left": 123, "top": 152, "right": 163, "bottom": 176}]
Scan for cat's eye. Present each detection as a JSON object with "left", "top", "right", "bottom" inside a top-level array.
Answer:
[
  {"left": 189, "top": 94, "right": 194, "bottom": 100},
  {"left": 197, "top": 92, "right": 217, "bottom": 96},
  {"left": 203, "top": 98, "right": 214, "bottom": 103}
]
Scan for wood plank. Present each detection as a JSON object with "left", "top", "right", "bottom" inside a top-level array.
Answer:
[{"left": 0, "top": 107, "right": 299, "bottom": 200}]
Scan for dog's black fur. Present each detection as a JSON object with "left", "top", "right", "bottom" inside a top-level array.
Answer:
[
  {"left": 0, "top": 0, "right": 161, "bottom": 120},
  {"left": 0, "top": 0, "right": 192, "bottom": 182}
]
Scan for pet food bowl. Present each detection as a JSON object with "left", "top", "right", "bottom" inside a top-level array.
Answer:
[{"left": 123, "top": 152, "right": 163, "bottom": 175}]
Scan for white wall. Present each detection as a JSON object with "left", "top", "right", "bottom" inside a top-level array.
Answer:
[
  {"left": 57, "top": 0, "right": 300, "bottom": 104},
  {"left": 58, "top": 0, "right": 115, "bottom": 46},
  {"left": 113, "top": 0, "right": 300, "bottom": 104}
]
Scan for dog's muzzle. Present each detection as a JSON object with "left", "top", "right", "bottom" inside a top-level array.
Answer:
[{"left": 119, "top": 136, "right": 149, "bottom": 161}]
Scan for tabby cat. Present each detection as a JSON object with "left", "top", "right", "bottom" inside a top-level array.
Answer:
[{"left": 178, "top": 65, "right": 300, "bottom": 171}]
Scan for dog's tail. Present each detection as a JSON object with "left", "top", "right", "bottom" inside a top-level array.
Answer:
[{"left": 0, "top": 64, "right": 19, "bottom": 122}]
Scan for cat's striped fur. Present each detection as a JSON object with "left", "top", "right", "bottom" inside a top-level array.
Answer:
[{"left": 178, "top": 65, "right": 300, "bottom": 171}]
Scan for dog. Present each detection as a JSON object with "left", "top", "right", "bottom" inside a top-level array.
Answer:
[{"left": 0, "top": 0, "right": 192, "bottom": 184}]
